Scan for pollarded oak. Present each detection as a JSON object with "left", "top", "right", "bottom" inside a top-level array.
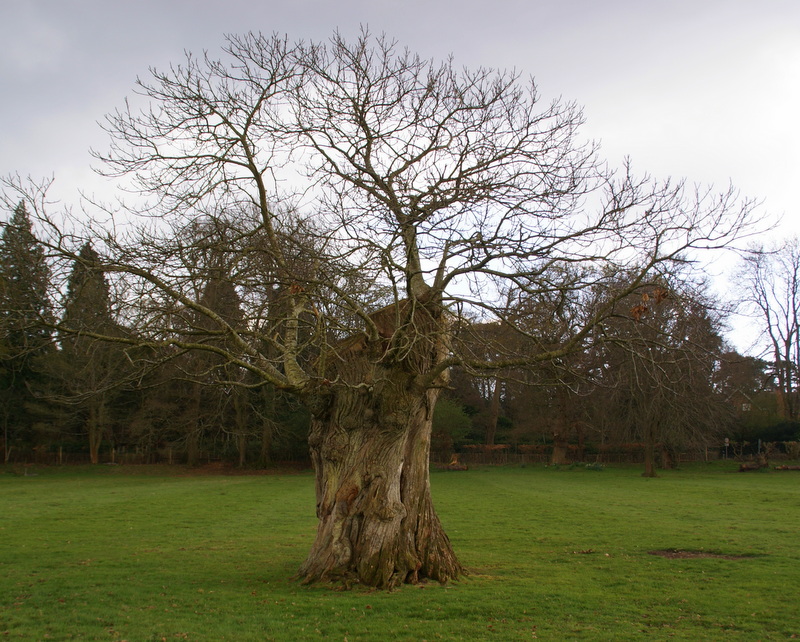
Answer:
[{"left": 297, "top": 301, "right": 463, "bottom": 588}]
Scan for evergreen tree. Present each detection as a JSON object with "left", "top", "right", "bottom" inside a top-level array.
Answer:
[
  {"left": 0, "top": 201, "right": 52, "bottom": 355},
  {"left": 62, "top": 243, "right": 113, "bottom": 337},
  {"left": 182, "top": 265, "right": 249, "bottom": 465},
  {"left": 0, "top": 201, "right": 53, "bottom": 460},
  {"left": 57, "top": 242, "right": 127, "bottom": 463}
]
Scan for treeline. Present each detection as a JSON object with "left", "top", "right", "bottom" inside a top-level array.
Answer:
[
  {"left": 433, "top": 322, "right": 797, "bottom": 471},
  {"left": 1, "top": 200, "right": 796, "bottom": 469},
  {"left": 1, "top": 202, "right": 311, "bottom": 465}
]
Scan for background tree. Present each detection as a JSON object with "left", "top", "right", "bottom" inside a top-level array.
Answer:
[
  {"left": 504, "top": 285, "right": 596, "bottom": 463},
  {"left": 737, "top": 238, "right": 800, "bottom": 422},
  {"left": 430, "top": 395, "right": 472, "bottom": 462},
  {"left": 55, "top": 242, "right": 130, "bottom": 463},
  {"left": 596, "top": 281, "right": 729, "bottom": 476},
  {"left": 0, "top": 201, "right": 53, "bottom": 461},
  {"left": 8, "top": 31, "right": 757, "bottom": 587},
  {"left": 184, "top": 257, "right": 248, "bottom": 466},
  {"left": 713, "top": 350, "right": 783, "bottom": 449}
]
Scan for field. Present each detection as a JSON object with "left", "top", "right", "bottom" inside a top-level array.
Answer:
[{"left": 1, "top": 462, "right": 799, "bottom": 640}]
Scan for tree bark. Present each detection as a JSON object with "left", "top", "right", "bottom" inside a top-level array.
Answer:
[
  {"left": 297, "top": 302, "right": 463, "bottom": 589},
  {"left": 234, "top": 388, "right": 248, "bottom": 467},
  {"left": 642, "top": 440, "right": 657, "bottom": 477},
  {"left": 186, "top": 383, "right": 202, "bottom": 466},
  {"left": 87, "top": 400, "right": 106, "bottom": 465},
  {"left": 298, "top": 377, "right": 462, "bottom": 588}
]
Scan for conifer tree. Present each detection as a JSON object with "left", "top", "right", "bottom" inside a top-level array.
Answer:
[
  {"left": 0, "top": 201, "right": 53, "bottom": 460},
  {"left": 0, "top": 201, "right": 52, "bottom": 354},
  {"left": 62, "top": 243, "right": 113, "bottom": 337},
  {"left": 182, "top": 262, "right": 249, "bottom": 465},
  {"left": 58, "top": 242, "right": 125, "bottom": 463}
]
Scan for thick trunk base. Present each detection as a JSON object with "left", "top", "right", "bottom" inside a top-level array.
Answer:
[{"left": 298, "top": 382, "right": 463, "bottom": 589}]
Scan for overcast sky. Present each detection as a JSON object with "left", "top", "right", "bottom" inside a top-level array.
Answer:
[{"left": 1, "top": 0, "right": 798, "bottom": 348}]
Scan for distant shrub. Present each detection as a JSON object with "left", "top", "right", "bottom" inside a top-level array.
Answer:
[{"left": 785, "top": 441, "right": 800, "bottom": 459}]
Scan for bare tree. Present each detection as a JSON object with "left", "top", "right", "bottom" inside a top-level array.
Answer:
[
  {"left": 737, "top": 238, "right": 800, "bottom": 421},
  {"left": 5, "top": 31, "right": 758, "bottom": 588},
  {"left": 591, "top": 280, "right": 729, "bottom": 476}
]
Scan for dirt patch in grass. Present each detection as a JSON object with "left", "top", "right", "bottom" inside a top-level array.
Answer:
[{"left": 648, "top": 549, "right": 758, "bottom": 560}]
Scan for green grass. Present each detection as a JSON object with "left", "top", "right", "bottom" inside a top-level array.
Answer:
[{"left": 1, "top": 462, "right": 799, "bottom": 640}]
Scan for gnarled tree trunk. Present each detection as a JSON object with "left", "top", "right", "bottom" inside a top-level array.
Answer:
[{"left": 297, "top": 302, "right": 463, "bottom": 588}]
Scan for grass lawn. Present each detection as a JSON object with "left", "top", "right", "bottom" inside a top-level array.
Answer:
[{"left": 1, "top": 461, "right": 799, "bottom": 640}]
